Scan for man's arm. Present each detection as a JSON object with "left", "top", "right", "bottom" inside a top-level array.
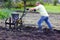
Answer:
[
  {"left": 26, "top": 8, "right": 36, "bottom": 12},
  {"left": 29, "top": 8, "right": 36, "bottom": 11},
  {"left": 29, "top": 6, "right": 39, "bottom": 11}
]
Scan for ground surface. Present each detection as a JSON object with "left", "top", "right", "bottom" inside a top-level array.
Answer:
[
  {"left": 0, "top": 27, "right": 60, "bottom": 40},
  {"left": 0, "top": 13, "right": 60, "bottom": 29},
  {"left": 0, "top": 13, "right": 60, "bottom": 40},
  {"left": 22, "top": 13, "right": 60, "bottom": 30}
]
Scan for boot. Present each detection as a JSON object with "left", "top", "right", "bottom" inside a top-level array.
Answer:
[
  {"left": 49, "top": 28, "right": 55, "bottom": 33},
  {"left": 37, "top": 27, "right": 43, "bottom": 33}
]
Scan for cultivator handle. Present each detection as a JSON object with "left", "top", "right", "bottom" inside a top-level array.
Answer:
[{"left": 26, "top": 8, "right": 36, "bottom": 12}]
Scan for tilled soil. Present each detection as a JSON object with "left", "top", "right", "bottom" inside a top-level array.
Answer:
[
  {"left": 0, "top": 27, "right": 60, "bottom": 40},
  {"left": 0, "top": 13, "right": 60, "bottom": 29},
  {"left": 0, "top": 13, "right": 60, "bottom": 40}
]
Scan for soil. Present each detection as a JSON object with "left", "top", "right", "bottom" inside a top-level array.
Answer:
[
  {"left": 0, "top": 27, "right": 60, "bottom": 40},
  {"left": 0, "top": 13, "right": 60, "bottom": 40}
]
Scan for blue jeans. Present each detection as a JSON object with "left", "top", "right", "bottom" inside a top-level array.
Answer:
[{"left": 37, "top": 16, "right": 52, "bottom": 30}]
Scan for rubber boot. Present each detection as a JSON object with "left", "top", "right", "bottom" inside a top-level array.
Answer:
[
  {"left": 49, "top": 28, "right": 55, "bottom": 33},
  {"left": 38, "top": 27, "right": 43, "bottom": 33}
]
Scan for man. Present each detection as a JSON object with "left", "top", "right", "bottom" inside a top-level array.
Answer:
[{"left": 29, "top": 2, "right": 53, "bottom": 32}]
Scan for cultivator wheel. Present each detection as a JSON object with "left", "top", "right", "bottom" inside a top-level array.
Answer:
[{"left": 5, "top": 13, "right": 24, "bottom": 30}]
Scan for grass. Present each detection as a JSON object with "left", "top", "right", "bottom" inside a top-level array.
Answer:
[
  {"left": 0, "top": 8, "right": 23, "bottom": 19},
  {"left": 0, "top": 4, "right": 60, "bottom": 19},
  {"left": 0, "top": 8, "right": 12, "bottom": 19},
  {"left": 26, "top": 4, "right": 60, "bottom": 13},
  {"left": 20, "top": 5, "right": 60, "bottom": 13},
  {"left": 45, "top": 4, "right": 60, "bottom": 13}
]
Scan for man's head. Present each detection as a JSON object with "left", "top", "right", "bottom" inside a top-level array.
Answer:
[{"left": 36, "top": 2, "right": 40, "bottom": 6}]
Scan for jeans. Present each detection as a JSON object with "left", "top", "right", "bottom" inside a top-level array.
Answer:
[{"left": 37, "top": 16, "right": 52, "bottom": 30}]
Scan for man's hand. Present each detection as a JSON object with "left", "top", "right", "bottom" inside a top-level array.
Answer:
[
  {"left": 30, "top": 8, "right": 36, "bottom": 12},
  {"left": 30, "top": 8, "right": 34, "bottom": 10}
]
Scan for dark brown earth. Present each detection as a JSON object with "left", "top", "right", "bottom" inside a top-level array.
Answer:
[
  {"left": 0, "top": 13, "right": 60, "bottom": 40},
  {"left": 0, "top": 27, "right": 60, "bottom": 40}
]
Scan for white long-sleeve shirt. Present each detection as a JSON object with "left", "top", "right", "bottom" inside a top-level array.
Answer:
[{"left": 34, "top": 4, "right": 49, "bottom": 16}]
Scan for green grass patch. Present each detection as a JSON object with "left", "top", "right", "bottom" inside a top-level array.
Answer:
[
  {"left": 45, "top": 4, "right": 60, "bottom": 13},
  {"left": 0, "top": 8, "right": 12, "bottom": 19},
  {"left": 0, "top": 8, "right": 24, "bottom": 19},
  {"left": 0, "top": 4, "right": 60, "bottom": 19},
  {"left": 26, "top": 4, "right": 60, "bottom": 13}
]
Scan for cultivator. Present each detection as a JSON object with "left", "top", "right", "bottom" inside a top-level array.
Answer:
[
  {"left": 5, "top": 0, "right": 26, "bottom": 30},
  {"left": 5, "top": 13, "right": 22, "bottom": 29},
  {"left": 4, "top": 0, "right": 37, "bottom": 30},
  {"left": 5, "top": 9, "right": 36, "bottom": 29}
]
